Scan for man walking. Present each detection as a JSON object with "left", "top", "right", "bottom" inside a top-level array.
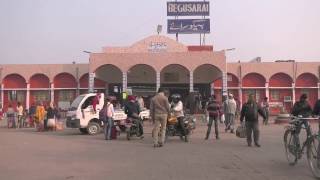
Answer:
[
  {"left": 205, "top": 95, "right": 222, "bottom": 140},
  {"left": 150, "top": 87, "right": 170, "bottom": 148},
  {"left": 224, "top": 93, "right": 237, "bottom": 133},
  {"left": 240, "top": 94, "right": 266, "bottom": 147}
]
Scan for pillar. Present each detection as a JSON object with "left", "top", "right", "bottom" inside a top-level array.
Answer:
[
  {"left": 26, "top": 83, "right": 30, "bottom": 110},
  {"left": 239, "top": 83, "right": 243, "bottom": 108},
  {"left": 211, "top": 82, "right": 214, "bottom": 95},
  {"left": 318, "top": 83, "right": 320, "bottom": 100},
  {"left": 292, "top": 83, "right": 296, "bottom": 104},
  {"left": 222, "top": 72, "right": 227, "bottom": 96},
  {"left": 1, "top": 84, "right": 3, "bottom": 108},
  {"left": 189, "top": 71, "right": 194, "bottom": 92},
  {"left": 122, "top": 72, "right": 127, "bottom": 92},
  {"left": 156, "top": 72, "right": 160, "bottom": 92},
  {"left": 50, "top": 82, "right": 54, "bottom": 104},
  {"left": 76, "top": 67, "right": 80, "bottom": 96},
  {"left": 265, "top": 82, "right": 269, "bottom": 99},
  {"left": 88, "top": 72, "right": 95, "bottom": 93}
]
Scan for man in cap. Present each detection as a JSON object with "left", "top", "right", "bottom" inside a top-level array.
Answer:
[{"left": 223, "top": 93, "right": 237, "bottom": 133}]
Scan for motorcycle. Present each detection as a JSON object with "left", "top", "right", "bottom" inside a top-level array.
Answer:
[
  {"left": 125, "top": 117, "right": 143, "bottom": 140},
  {"left": 165, "top": 113, "right": 196, "bottom": 142}
]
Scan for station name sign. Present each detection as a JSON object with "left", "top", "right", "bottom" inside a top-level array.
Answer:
[
  {"left": 167, "top": 19, "right": 210, "bottom": 34},
  {"left": 167, "top": 1, "right": 209, "bottom": 16}
]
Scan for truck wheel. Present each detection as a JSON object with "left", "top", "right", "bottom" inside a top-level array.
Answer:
[
  {"left": 87, "top": 122, "right": 101, "bottom": 135},
  {"left": 79, "top": 128, "right": 88, "bottom": 134}
]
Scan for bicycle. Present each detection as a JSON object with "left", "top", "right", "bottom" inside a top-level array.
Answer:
[{"left": 283, "top": 116, "right": 320, "bottom": 178}]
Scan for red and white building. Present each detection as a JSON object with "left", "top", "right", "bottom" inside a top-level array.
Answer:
[{"left": 1, "top": 35, "right": 319, "bottom": 115}]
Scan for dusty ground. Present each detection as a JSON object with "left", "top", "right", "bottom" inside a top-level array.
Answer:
[{"left": 0, "top": 117, "right": 318, "bottom": 180}]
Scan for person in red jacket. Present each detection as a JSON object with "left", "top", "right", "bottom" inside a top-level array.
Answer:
[{"left": 92, "top": 93, "right": 101, "bottom": 113}]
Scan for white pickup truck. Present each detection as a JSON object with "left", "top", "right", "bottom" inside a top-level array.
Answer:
[{"left": 66, "top": 93, "right": 150, "bottom": 135}]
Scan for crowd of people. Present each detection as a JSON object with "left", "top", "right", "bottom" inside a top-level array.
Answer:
[
  {"left": 1, "top": 101, "right": 61, "bottom": 132},
  {"left": 2, "top": 88, "right": 320, "bottom": 149}
]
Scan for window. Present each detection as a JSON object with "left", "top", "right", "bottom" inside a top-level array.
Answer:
[
  {"left": 270, "top": 90, "right": 280, "bottom": 101},
  {"left": 8, "top": 91, "right": 25, "bottom": 102},
  {"left": 164, "top": 73, "right": 179, "bottom": 82},
  {"left": 59, "top": 90, "right": 74, "bottom": 102},
  {"left": 8, "top": 90, "right": 17, "bottom": 101},
  {"left": 33, "top": 91, "right": 49, "bottom": 102},
  {"left": 227, "top": 75, "right": 233, "bottom": 82}
]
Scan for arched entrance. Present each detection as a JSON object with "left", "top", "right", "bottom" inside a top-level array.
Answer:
[
  {"left": 160, "top": 64, "right": 190, "bottom": 97},
  {"left": 296, "top": 73, "right": 318, "bottom": 107},
  {"left": 79, "top": 73, "right": 106, "bottom": 95},
  {"left": 53, "top": 73, "right": 77, "bottom": 110},
  {"left": 269, "top": 73, "right": 293, "bottom": 114},
  {"left": 242, "top": 73, "right": 266, "bottom": 103},
  {"left": 3, "top": 74, "right": 27, "bottom": 109},
  {"left": 193, "top": 64, "right": 223, "bottom": 100},
  {"left": 94, "top": 64, "right": 122, "bottom": 98},
  {"left": 29, "top": 74, "right": 50, "bottom": 107},
  {"left": 127, "top": 64, "right": 156, "bottom": 96},
  {"left": 212, "top": 73, "right": 239, "bottom": 102}
]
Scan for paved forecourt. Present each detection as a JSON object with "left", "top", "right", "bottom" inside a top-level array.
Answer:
[{"left": 0, "top": 119, "right": 318, "bottom": 180}]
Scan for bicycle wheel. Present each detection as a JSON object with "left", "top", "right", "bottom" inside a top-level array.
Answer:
[
  {"left": 307, "top": 135, "right": 320, "bottom": 178},
  {"left": 284, "top": 129, "right": 298, "bottom": 165}
]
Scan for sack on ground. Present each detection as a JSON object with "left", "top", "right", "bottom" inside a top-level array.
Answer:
[
  {"left": 220, "top": 114, "right": 225, "bottom": 124},
  {"left": 47, "top": 118, "right": 56, "bottom": 128},
  {"left": 236, "top": 125, "right": 246, "bottom": 138}
]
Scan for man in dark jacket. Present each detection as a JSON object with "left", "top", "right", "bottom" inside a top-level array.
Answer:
[
  {"left": 292, "top": 94, "right": 313, "bottom": 118},
  {"left": 240, "top": 94, "right": 266, "bottom": 147},
  {"left": 124, "top": 95, "right": 143, "bottom": 137},
  {"left": 205, "top": 95, "right": 222, "bottom": 140}
]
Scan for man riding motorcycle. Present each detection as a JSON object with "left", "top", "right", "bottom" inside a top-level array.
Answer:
[
  {"left": 171, "top": 94, "right": 188, "bottom": 141},
  {"left": 124, "top": 95, "right": 144, "bottom": 138}
]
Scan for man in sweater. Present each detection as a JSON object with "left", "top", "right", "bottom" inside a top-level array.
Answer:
[
  {"left": 150, "top": 87, "right": 170, "bottom": 148},
  {"left": 240, "top": 94, "right": 266, "bottom": 147}
]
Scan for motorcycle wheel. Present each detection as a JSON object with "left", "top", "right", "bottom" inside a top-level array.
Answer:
[
  {"left": 126, "top": 127, "right": 131, "bottom": 141},
  {"left": 184, "top": 135, "right": 189, "bottom": 142}
]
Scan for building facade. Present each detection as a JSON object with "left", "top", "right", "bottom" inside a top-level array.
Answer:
[{"left": 1, "top": 35, "right": 319, "bottom": 115}]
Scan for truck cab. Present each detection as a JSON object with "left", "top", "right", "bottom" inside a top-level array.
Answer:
[{"left": 66, "top": 93, "right": 104, "bottom": 135}]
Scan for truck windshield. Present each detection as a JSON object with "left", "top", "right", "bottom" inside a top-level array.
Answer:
[{"left": 70, "top": 95, "right": 85, "bottom": 110}]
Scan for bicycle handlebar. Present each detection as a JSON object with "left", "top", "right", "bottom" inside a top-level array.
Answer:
[{"left": 290, "top": 115, "right": 320, "bottom": 120}]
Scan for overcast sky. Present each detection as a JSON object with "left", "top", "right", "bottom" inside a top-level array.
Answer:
[{"left": 0, "top": 0, "right": 319, "bottom": 64}]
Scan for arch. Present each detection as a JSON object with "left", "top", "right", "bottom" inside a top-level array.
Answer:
[
  {"left": 296, "top": 73, "right": 318, "bottom": 87},
  {"left": 79, "top": 73, "right": 106, "bottom": 88},
  {"left": 29, "top": 73, "right": 50, "bottom": 88},
  {"left": 242, "top": 73, "right": 266, "bottom": 87},
  {"left": 212, "top": 73, "right": 239, "bottom": 87},
  {"left": 193, "top": 64, "right": 222, "bottom": 84},
  {"left": 94, "top": 64, "right": 122, "bottom": 84},
  {"left": 53, "top": 73, "right": 77, "bottom": 88},
  {"left": 127, "top": 64, "right": 157, "bottom": 84},
  {"left": 3, "top": 73, "right": 27, "bottom": 88},
  {"left": 160, "top": 64, "right": 189, "bottom": 84},
  {"left": 269, "top": 73, "right": 293, "bottom": 87}
]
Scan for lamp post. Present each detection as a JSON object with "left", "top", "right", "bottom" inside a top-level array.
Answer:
[
  {"left": 222, "top": 48, "right": 236, "bottom": 97},
  {"left": 72, "top": 61, "right": 80, "bottom": 96},
  {"left": 83, "top": 51, "right": 93, "bottom": 93}
]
